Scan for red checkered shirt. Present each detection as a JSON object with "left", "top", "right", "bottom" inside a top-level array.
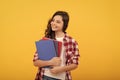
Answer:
[{"left": 33, "top": 33, "right": 80, "bottom": 80}]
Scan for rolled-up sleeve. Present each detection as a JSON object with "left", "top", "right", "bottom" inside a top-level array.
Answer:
[
  {"left": 70, "top": 41, "right": 80, "bottom": 65},
  {"left": 33, "top": 51, "right": 39, "bottom": 62}
]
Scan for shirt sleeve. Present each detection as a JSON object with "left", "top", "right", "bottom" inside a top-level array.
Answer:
[
  {"left": 71, "top": 40, "right": 80, "bottom": 65},
  {"left": 33, "top": 51, "right": 39, "bottom": 62}
]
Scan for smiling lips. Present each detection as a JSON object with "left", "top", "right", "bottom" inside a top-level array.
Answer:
[{"left": 52, "top": 25, "right": 58, "bottom": 29}]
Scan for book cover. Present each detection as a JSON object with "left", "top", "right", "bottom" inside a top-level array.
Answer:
[{"left": 35, "top": 40, "right": 57, "bottom": 60}]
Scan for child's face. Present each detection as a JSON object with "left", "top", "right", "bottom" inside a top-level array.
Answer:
[{"left": 50, "top": 15, "right": 64, "bottom": 32}]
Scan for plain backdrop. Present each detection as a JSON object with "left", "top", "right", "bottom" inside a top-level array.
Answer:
[{"left": 0, "top": 0, "right": 120, "bottom": 80}]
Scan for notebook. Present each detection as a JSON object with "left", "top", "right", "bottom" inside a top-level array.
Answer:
[
  {"left": 57, "top": 41, "right": 62, "bottom": 57},
  {"left": 35, "top": 40, "right": 57, "bottom": 60},
  {"left": 41, "top": 37, "right": 62, "bottom": 57}
]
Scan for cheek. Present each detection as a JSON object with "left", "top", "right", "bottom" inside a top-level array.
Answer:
[
  {"left": 60, "top": 23, "right": 64, "bottom": 29},
  {"left": 58, "top": 25, "right": 64, "bottom": 31},
  {"left": 50, "top": 22, "right": 53, "bottom": 25},
  {"left": 60, "top": 25, "right": 64, "bottom": 30},
  {"left": 57, "top": 23, "right": 63, "bottom": 28}
]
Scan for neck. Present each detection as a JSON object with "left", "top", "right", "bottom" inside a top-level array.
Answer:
[{"left": 55, "top": 31, "right": 65, "bottom": 38}]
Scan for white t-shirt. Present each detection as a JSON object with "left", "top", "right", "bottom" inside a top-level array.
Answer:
[{"left": 44, "top": 37, "right": 66, "bottom": 80}]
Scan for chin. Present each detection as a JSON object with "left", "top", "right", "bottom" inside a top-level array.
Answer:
[{"left": 52, "top": 29, "right": 58, "bottom": 32}]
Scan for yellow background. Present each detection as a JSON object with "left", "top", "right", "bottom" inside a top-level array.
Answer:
[{"left": 0, "top": 0, "right": 120, "bottom": 80}]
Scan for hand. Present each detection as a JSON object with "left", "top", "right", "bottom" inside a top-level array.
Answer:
[
  {"left": 50, "top": 66, "right": 64, "bottom": 74},
  {"left": 49, "top": 57, "right": 61, "bottom": 66}
]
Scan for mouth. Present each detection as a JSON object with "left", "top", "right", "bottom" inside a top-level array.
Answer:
[
  {"left": 51, "top": 26, "right": 58, "bottom": 31},
  {"left": 52, "top": 25, "right": 58, "bottom": 29}
]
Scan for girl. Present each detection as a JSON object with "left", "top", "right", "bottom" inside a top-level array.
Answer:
[{"left": 33, "top": 11, "right": 80, "bottom": 80}]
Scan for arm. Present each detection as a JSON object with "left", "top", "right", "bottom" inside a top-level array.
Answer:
[
  {"left": 33, "top": 51, "right": 61, "bottom": 67},
  {"left": 62, "top": 63, "right": 78, "bottom": 71},
  {"left": 33, "top": 57, "right": 61, "bottom": 67},
  {"left": 50, "top": 63, "right": 78, "bottom": 74},
  {"left": 33, "top": 59, "right": 52, "bottom": 67}
]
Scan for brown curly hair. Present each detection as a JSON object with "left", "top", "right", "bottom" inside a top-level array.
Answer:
[{"left": 44, "top": 11, "right": 69, "bottom": 39}]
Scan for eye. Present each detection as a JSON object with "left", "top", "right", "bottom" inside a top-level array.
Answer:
[{"left": 56, "top": 20, "right": 61, "bottom": 23}]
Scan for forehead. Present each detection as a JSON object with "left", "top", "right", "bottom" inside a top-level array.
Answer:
[{"left": 53, "top": 15, "right": 63, "bottom": 21}]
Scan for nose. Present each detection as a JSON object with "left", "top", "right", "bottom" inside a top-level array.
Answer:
[{"left": 51, "top": 21, "right": 55, "bottom": 25}]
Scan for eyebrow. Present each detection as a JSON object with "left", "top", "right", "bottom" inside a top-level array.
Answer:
[{"left": 53, "top": 18, "right": 62, "bottom": 22}]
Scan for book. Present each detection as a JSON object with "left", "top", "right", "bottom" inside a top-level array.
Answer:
[
  {"left": 53, "top": 40, "right": 58, "bottom": 56},
  {"left": 41, "top": 37, "right": 62, "bottom": 57},
  {"left": 35, "top": 40, "right": 57, "bottom": 60},
  {"left": 57, "top": 41, "right": 62, "bottom": 57}
]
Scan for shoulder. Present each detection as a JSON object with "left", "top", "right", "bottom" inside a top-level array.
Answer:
[{"left": 65, "top": 34, "right": 78, "bottom": 44}]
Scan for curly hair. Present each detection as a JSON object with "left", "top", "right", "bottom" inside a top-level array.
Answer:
[{"left": 44, "top": 11, "right": 69, "bottom": 39}]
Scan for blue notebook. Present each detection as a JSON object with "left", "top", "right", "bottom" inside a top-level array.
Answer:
[{"left": 35, "top": 40, "right": 57, "bottom": 60}]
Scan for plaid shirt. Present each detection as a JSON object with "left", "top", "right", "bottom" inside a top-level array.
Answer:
[{"left": 33, "top": 33, "right": 80, "bottom": 80}]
